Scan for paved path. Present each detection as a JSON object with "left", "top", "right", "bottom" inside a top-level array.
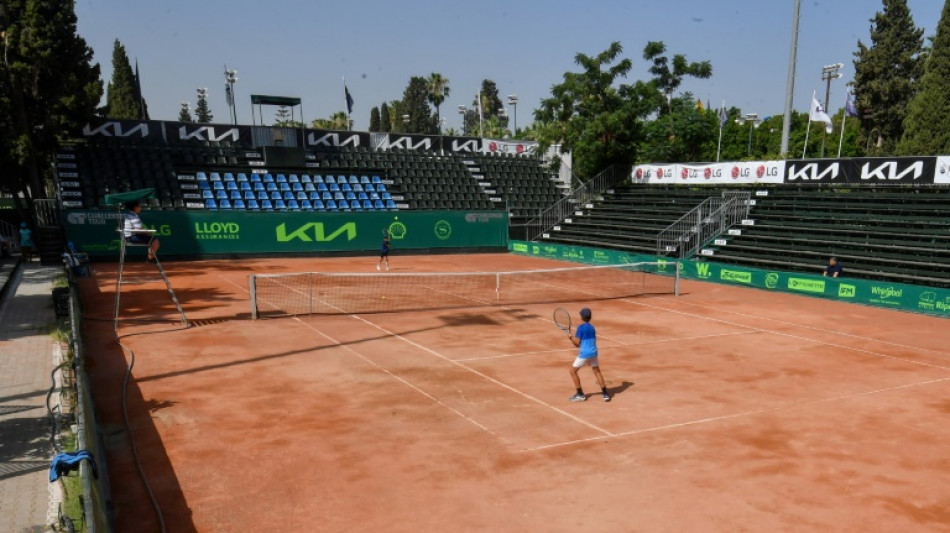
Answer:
[{"left": 0, "top": 262, "right": 61, "bottom": 533}]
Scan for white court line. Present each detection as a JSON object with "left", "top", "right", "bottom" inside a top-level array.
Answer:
[
  {"left": 666, "top": 295, "right": 950, "bottom": 356},
  {"left": 526, "top": 376, "right": 950, "bottom": 452},
  {"left": 222, "top": 273, "right": 612, "bottom": 439},
  {"left": 617, "top": 298, "right": 950, "bottom": 372}
]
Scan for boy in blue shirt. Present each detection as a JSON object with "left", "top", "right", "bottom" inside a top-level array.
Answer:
[{"left": 569, "top": 308, "right": 610, "bottom": 402}]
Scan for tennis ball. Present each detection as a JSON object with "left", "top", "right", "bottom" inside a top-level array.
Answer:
[{"left": 381, "top": 296, "right": 386, "bottom": 300}]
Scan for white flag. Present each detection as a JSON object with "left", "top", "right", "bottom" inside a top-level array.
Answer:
[{"left": 810, "top": 96, "right": 833, "bottom": 134}]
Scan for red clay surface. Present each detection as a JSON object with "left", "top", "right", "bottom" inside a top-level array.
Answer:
[{"left": 77, "top": 253, "right": 950, "bottom": 532}]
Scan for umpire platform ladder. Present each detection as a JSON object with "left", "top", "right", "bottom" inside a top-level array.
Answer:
[{"left": 113, "top": 228, "right": 189, "bottom": 327}]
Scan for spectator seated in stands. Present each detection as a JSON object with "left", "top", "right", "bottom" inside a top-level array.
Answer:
[{"left": 823, "top": 257, "right": 843, "bottom": 278}]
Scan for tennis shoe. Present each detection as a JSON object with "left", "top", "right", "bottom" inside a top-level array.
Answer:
[
  {"left": 569, "top": 393, "right": 587, "bottom": 402},
  {"left": 385, "top": 265, "right": 389, "bottom": 271},
  {"left": 376, "top": 264, "right": 380, "bottom": 271},
  {"left": 603, "top": 393, "right": 611, "bottom": 402}
]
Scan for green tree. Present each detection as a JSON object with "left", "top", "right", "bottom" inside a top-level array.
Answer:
[
  {"left": 639, "top": 93, "right": 718, "bottom": 162},
  {"left": 464, "top": 79, "right": 508, "bottom": 136},
  {"left": 853, "top": 0, "right": 924, "bottom": 155},
  {"left": 643, "top": 41, "right": 712, "bottom": 139},
  {"left": 379, "top": 101, "right": 391, "bottom": 132},
  {"left": 105, "top": 39, "right": 140, "bottom": 118},
  {"left": 178, "top": 102, "right": 193, "bottom": 122},
  {"left": 369, "top": 106, "right": 380, "bottom": 132},
  {"left": 311, "top": 112, "right": 349, "bottom": 130},
  {"left": 897, "top": 0, "right": 950, "bottom": 155},
  {"left": 274, "top": 105, "right": 292, "bottom": 126},
  {"left": 535, "top": 42, "right": 657, "bottom": 178},
  {"left": 427, "top": 72, "right": 450, "bottom": 133},
  {"left": 194, "top": 90, "right": 213, "bottom": 123},
  {"left": 400, "top": 76, "right": 434, "bottom": 134},
  {"left": 0, "top": 0, "right": 102, "bottom": 216}
]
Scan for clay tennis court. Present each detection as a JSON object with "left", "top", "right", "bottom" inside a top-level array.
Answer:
[{"left": 76, "top": 253, "right": 950, "bottom": 532}]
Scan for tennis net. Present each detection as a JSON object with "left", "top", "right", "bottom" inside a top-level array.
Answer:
[{"left": 249, "top": 261, "right": 679, "bottom": 318}]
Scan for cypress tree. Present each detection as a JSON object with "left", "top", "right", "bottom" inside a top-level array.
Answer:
[
  {"left": 853, "top": 0, "right": 924, "bottom": 155},
  {"left": 105, "top": 39, "right": 140, "bottom": 119},
  {"left": 369, "top": 106, "right": 380, "bottom": 132},
  {"left": 195, "top": 91, "right": 213, "bottom": 123},
  {"left": 380, "top": 102, "right": 391, "bottom": 132},
  {"left": 897, "top": 1, "right": 950, "bottom": 155}
]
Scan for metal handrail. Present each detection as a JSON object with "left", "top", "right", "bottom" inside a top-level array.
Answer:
[
  {"left": 656, "top": 191, "right": 751, "bottom": 259},
  {"left": 527, "top": 164, "right": 629, "bottom": 241}
]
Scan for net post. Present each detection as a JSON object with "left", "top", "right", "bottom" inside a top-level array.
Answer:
[
  {"left": 249, "top": 274, "right": 258, "bottom": 319},
  {"left": 675, "top": 261, "right": 681, "bottom": 296},
  {"left": 308, "top": 273, "right": 314, "bottom": 315},
  {"left": 495, "top": 273, "right": 501, "bottom": 302}
]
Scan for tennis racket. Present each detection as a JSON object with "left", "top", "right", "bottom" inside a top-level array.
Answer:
[{"left": 553, "top": 307, "right": 572, "bottom": 336}]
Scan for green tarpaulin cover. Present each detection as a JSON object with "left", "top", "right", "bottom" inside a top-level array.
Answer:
[{"left": 103, "top": 188, "right": 155, "bottom": 207}]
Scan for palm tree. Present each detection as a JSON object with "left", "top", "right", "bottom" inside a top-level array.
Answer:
[{"left": 427, "top": 73, "right": 450, "bottom": 133}]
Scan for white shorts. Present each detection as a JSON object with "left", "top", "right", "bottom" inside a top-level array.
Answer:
[{"left": 572, "top": 356, "right": 599, "bottom": 368}]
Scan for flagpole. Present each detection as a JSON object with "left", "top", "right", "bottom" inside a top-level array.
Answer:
[
  {"left": 716, "top": 100, "right": 725, "bottom": 162},
  {"left": 343, "top": 76, "right": 349, "bottom": 131},
  {"left": 803, "top": 91, "right": 814, "bottom": 159},
  {"left": 837, "top": 92, "right": 849, "bottom": 157}
]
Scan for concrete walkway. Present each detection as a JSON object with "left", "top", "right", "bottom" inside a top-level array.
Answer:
[{"left": 0, "top": 260, "right": 62, "bottom": 533}]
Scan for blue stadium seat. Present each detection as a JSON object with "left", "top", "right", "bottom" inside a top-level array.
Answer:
[
  {"left": 210, "top": 172, "right": 221, "bottom": 181},
  {"left": 309, "top": 191, "right": 321, "bottom": 200},
  {"left": 338, "top": 199, "right": 350, "bottom": 210},
  {"left": 199, "top": 181, "right": 211, "bottom": 190},
  {"left": 253, "top": 182, "right": 265, "bottom": 191},
  {"left": 263, "top": 173, "right": 275, "bottom": 183},
  {"left": 334, "top": 191, "right": 345, "bottom": 200},
  {"left": 274, "top": 199, "right": 287, "bottom": 210},
  {"left": 300, "top": 174, "right": 312, "bottom": 184},
  {"left": 341, "top": 183, "right": 352, "bottom": 192},
  {"left": 350, "top": 201, "right": 362, "bottom": 211},
  {"left": 270, "top": 191, "right": 281, "bottom": 200},
  {"left": 287, "top": 199, "right": 300, "bottom": 211},
  {"left": 329, "top": 183, "right": 340, "bottom": 192},
  {"left": 283, "top": 191, "right": 294, "bottom": 200},
  {"left": 358, "top": 192, "right": 369, "bottom": 200},
  {"left": 230, "top": 190, "right": 242, "bottom": 200},
  {"left": 325, "top": 175, "right": 336, "bottom": 184},
  {"left": 219, "top": 199, "right": 232, "bottom": 209},
  {"left": 250, "top": 174, "right": 262, "bottom": 183},
  {"left": 317, "top": 183, "right": 328, "bottom": 192},
  {"left": 257, "top": 191, "right": 269, "bottom": 200},
  {"left": 202, "top": 190, "right": 214, "bottom": 199},
  {"left": 321, "top": 191, "right": 332, "bottom": 200},
  {"left": 244, "top": 191, "right": 255, "bottom": 200},
  {"left": 349, "top": 175, "right": 359, "bottom": 184},
  {"left": 237, "top": 173, "right": 249, "bottom": 182},
  {"left": 261, "top": 199, "right": 273, "bottom": 210},
  {"left": 266, "top": 183, "right": 278, "bottom": 192},
  {"left": 386, "top": 199, "right": 397, "bottom": 209},
  {"left": 240, "top": 182, "right": 252, "bottom": 191},
  {"left": 233, "top": 199, "right": 245, "bottom": 210},
  {"left": 360, "top": 175, "right": 371, "bottom": 184},
  {"left": 370, "top": 192, "right": 380, "bottom": 200},
  {"left": 300, "top": 199, "right": 312, "bottom": 210},
  {"left": 352, "top": 183, "right": 364, "bottom": 192},
  {"left": 296, "top": 191, "right": 307, "bottom": 201},
  {"left": 345, "top": 191, "right": 357, "bottom": 201},
  {"left": 247, "top": 199, "right": 260, "bottom": 210},
  {"left": 382, "top": 192, "right": 392, "bottom": 200},
  {"left": 279, "top": 183, "right": 291, "bottom": 192},
  {"left": 326, "top": 199, "right": 337, "bottom": 210},
  {"left": 362, "top": 200, "right": 374, "bottom": 210},
  {"left": 213, "top": 181, "right": 225, "bottom": 190},
  {"left": 373, "top": 199, "right": 385, "bottom": 210},
  {"left": 313, "top": 199, "right": 325, "bottom": 210},
  {"left": 205, "top": 199, "right": 217, "bottom": 209},
  {"left": 197, "top": 172, "right": 208, "bottom": 181},
  {"left": 292, "top": 183, "right": 303, "bottom": 192},
  {"left": 223, "top": 173, "right": 235, "bottom": 181},
  {"left": 372, "top": 175, "right": 382, "bottom": 183},
  {"left": 288, "top": 174, "right": 299, "bottom": 183},
  {"left": 276, "top": 174, "right": 287, "bottom": 183},
  {"left": 226, "top": 182, "right": 238, "bottom": 191},
  {"left": 216, "top": 190, "right": 228, "bottom": 200},
  {"left": 312, "top": 175, "right": 324, "bottom": 184},
  {"left": 304, "top": 183, "right": 316, "bottom": 192}
]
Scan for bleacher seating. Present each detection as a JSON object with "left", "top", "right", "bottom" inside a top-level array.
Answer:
[{"left": 60, "top": 139, "right": 563, "bottom": 215}]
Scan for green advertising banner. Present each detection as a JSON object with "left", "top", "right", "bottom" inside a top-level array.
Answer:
[
  {"left": 509, "top": 240, "right": 950, "bottom": 318},
  {"left": 66, "top": 210, "right": 507, "bottom": 257}
]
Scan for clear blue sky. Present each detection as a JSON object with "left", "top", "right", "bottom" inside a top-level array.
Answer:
[{"left": 75, "top": 0, "right": 944, "bottom": 131}]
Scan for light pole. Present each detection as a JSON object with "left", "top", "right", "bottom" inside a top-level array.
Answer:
[
  {"left": 458, "top": 105, "right": 467, "bottom": 136},
  {"left": 507, "top": 94, "right": 518, "bottom": 134},
  {"left": 498, "top": 107, "right": 508, "bottom": 138},
  {"left": 820, "top": 63, "right": 843, "bottom": 157},
  {"left": 224, "top": 66, "right": 238, "bottom": 125},
  {"left": 401, "top": 113, "right": 410, "bottom": 133},
  {"left": 735, "top": 113, "right": 762, "bottom": 157}
]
